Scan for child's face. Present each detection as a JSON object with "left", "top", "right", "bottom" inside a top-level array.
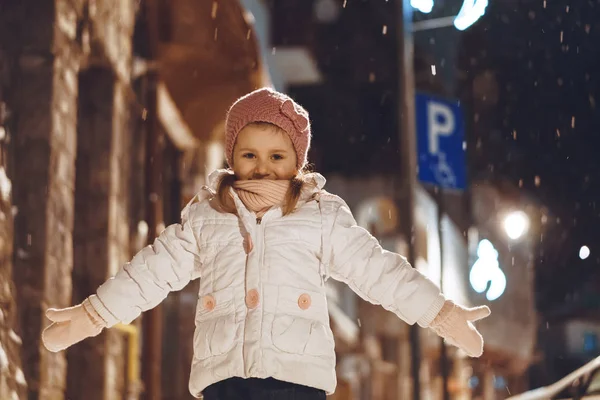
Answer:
[{"left": 232, "top": 124, "right": 298, "bottom": 180}]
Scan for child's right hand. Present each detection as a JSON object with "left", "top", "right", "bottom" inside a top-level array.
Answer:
[{"left": 42, "top": 298, "right": 106, "bottom": 352}]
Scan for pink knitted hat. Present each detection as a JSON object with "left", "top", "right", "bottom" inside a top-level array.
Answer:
[{"left": 225, "top": 88, "right": 311, "bottom": 170}]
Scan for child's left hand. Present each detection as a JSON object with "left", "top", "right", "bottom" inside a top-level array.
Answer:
[{"left": 429, "top": 300, "right": 491, "bottom": 357}]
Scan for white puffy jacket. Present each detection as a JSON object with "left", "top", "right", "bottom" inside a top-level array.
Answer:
[{"left": 89, "top": 170, "right": 445, "bottom": 397}]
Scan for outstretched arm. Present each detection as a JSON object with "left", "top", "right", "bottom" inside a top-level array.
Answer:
[
  {"left": 326, "top": 198, "right": 490, "bottom": 357},
  {"left": 43, "top": 211, "right": 200, "bottom": 352},
  {"left": 91, "top": 219, "right": 200, "bottom": 326},
  {"left": 326, "top": 199, "right": 445, "bottom": 326}
]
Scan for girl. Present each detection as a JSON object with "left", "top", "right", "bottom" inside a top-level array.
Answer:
[{"left": 42, "top": 88, "right": 490, "bottom": 400}]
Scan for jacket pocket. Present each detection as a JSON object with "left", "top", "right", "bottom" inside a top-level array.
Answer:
[
  {"left": 193, "top": 287, "right": 236, "bottom": 360},
  {"left": 269, "top": 285, "right": 334, "bottom": 357}
]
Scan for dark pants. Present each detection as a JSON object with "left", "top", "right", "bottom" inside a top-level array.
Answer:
[{"left": 202, "top": 377, "right": 327, "bottom": 400}]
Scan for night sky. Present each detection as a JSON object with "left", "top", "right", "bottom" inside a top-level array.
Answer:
[
  {"left": 459, "top": 0, "right": 600, "bottom": 312},
  {"left": 273, "top": 0, "right": 600, "bottom": 314}
]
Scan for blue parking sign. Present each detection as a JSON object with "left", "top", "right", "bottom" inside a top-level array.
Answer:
[{"left": 415, "top": 93, "right": 466, "bottom": 190}]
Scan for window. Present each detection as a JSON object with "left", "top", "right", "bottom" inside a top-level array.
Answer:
[{"left": 583, "top": 332, "right": 599, "bottom": 353}]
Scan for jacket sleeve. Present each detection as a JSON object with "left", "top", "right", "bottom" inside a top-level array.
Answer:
[
  {"left": 89, "top": 208, "right": 201, "bottom": 327},
  {"left": 326, "top": 198, "right": 445, "bottom": 327}
]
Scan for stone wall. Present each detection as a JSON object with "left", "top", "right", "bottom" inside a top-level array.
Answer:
[
  {"left": 0, "top": 33, "right": 28, "bottom": 400},
  {"left": 4, "top": 0, "right": 137, "bottom": 398}
]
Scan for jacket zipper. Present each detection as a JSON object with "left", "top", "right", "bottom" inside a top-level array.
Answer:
[
  {"left": 255, "top": 216, "right": 265, "bottom": 292},
  {"left": 255, "top": 215, "right": 266, "bottom": 373}
]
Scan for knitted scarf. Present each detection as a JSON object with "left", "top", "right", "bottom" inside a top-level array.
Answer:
[{"left": 233, "top": 180, "right": 290, "bottom": 218}]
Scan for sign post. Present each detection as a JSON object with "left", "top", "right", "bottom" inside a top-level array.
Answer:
[{"left": 397, "top": 0, "right": 422, "bottom": 396}]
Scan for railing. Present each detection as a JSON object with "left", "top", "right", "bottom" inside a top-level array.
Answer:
[{"left": 113, "top": 323, "right": 143, "bottom": 399}]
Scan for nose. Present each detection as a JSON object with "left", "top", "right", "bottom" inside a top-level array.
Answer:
[{"left": 256, "top": 160, "right": 269, "bottom": 176}]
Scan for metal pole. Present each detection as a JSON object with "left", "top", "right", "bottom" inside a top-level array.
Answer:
[
  {"left": 396, "top": 0, "right": 421, "bottom": 398},
  {"left": 436, "top": 188, "right": 451, "bottom": 400},
  {"left": 139, "top": 1, "right": 163, "bottom": 398},
  {"left": 142, "top": 70, "right": 164, "bottom": 400},
  {"left": 412, "top": 16, "right": 456, "bottom": 32}
]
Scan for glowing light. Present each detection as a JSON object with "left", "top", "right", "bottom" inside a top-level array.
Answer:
[
  {"left": 503, "top": 211, "right": 529, "bottom": 240},
  {"left": 580, "top": 246, "right": 590, "bottom": 260},
  {"left": 411, "top": 0, "right": 488, "bottom": 30},
  {"left": 411, "top": 0, "right": 434, "bottom": 13},
  {"left": 454, "top": 0, "right": 488, "bottom": 31},
  {"left": 469, "top": 240, "right": 506, "bottom": 301}
]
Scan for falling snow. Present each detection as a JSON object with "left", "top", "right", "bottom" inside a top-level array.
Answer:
[
  {"left": 211, "top": 1, "right": 218, "bottom": 19},
  {"left": 461, "top": 0, "right": 600, "bottom": 312}
]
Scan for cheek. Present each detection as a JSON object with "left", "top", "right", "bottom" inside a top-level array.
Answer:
[
  {"left": 232, "top": 159, "right": 253, "bottom": 177},
  {"left": 273, "top": 161, "right": 298, "bottom": 179}
]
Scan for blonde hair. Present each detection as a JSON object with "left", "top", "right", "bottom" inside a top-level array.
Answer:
[{"left": 217, "top": 122, "right": 313, "bottom": 216}]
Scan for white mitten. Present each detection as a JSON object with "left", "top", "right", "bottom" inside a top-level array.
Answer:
[
  {"left": 42, "top": 297, "right": 107, "bottom": 352},
  {"left": 429, "top": 300, "right": 490, "bottom": 357}
]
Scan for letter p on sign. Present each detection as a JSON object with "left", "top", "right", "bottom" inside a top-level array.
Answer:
[{"left": 427, "top": 102, "right": 455, "bottom": 155}]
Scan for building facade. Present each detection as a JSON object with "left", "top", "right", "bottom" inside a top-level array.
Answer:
[{"left": 0, "top": 0, "right": 274, "bottom": 399}]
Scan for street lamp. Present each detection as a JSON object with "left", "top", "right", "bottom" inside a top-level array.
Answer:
[
  {"left": 580, "top": 246, "right": 591, "bottom": 260},
  {"left": 503, "top": 211, "right": 529, "bottom": 240}
]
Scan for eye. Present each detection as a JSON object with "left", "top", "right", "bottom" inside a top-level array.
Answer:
[
  {"left": 271, "top": 154, "right": 284, "bottom": 161},
  {"left": 242, "top": 153, "right": 255, "bottom": 159}
]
